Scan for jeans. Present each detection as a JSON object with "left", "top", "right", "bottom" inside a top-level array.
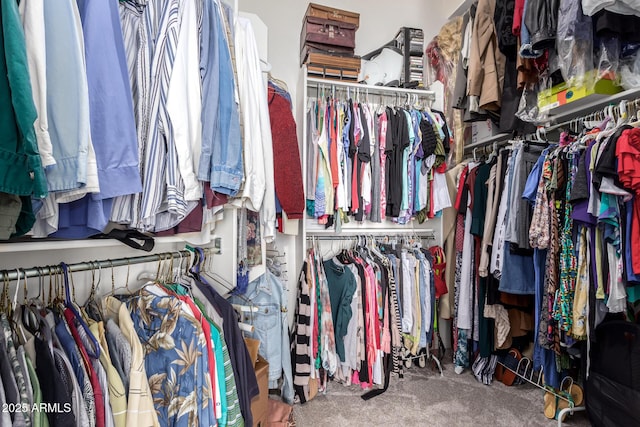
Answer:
[{"left": 415, "top": 251, "right": 430, "bottom": 348}]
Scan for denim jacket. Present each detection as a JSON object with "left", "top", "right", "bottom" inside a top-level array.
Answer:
[{"left": 229, "top": 270, "right": 294, "bottom": 404}]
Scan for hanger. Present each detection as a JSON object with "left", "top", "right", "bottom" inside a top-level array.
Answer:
[
  {"left": 618, "top": 100, "right": 629, "bottom": 126},
  {"left": 18, "top": 270, "right": 44, "bottom": 341},
  {"left": 190, "top": 247, "right": 257, "bottom": 316},
  {"left": 60, "top": 263, "right": 101, "bottom": 359},
  {"left": 85, "top": 261, "right": 102, "bottom": 304},
  {"left": 629, "top": 99, "right": 640, "bottom": 127},
  {"left": 106, "top": 259, "right": 134, "bottom": 297},
  {"left": 10, "top": 269, "right": 21, "bottom": 317},
  {"left": 192, "top": 247, "right": 237, "bottom": 295},
  {"left": 486, "top": 141, "right": 498, "bottom": 164},
  {"left": 0, "top": 272, "right": 9, "bottom": 315},
  {"left": 522, "top": 127, "right": 548, "bottom": 151},
  {"left": 137, "top": 252, "right": 169, "bottom": 284},
  {"left": 35, "top": 266, "right": 44, "bottom": 302},
  {"left": 269, "top": 74, "right": 289, "bottom": 93}
]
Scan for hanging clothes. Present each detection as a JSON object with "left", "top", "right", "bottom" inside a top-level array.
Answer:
[
  {"left": 306, "top": 96, "right": 452, "bottom": 229},
  {"left": 292, "top": 239, "right": 443, "bottom": 401},
  {"left": 0, "top": 0, "right": 307, "bottom": 243}
]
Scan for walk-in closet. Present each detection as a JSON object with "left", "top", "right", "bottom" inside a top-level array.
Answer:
[{"left": 1, "top": 0, "right": 639, "bottom": 425}]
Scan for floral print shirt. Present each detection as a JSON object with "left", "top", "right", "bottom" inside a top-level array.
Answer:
[{"left": 127, "top": 289, "right": 216, "bottom": 427}]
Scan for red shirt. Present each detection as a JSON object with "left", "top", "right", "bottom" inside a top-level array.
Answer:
[
  {"left": 616, "top": 128, "right": 640, "bottom": 274},
  {"left": 64, "top": 308, "right": 105, "bottom": 427}
]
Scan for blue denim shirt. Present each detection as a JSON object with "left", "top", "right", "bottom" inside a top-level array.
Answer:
[
  {"left": 198, "top": 0, "right": 243, "bottom": 196},
  {"left": 229, "top": 271, "right": 294, "bottom": 404}
]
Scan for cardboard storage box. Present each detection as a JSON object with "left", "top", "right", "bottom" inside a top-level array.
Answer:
[
  {"left": 471, "top": 119, "right": 497, "bottom": 145},
  {"left": 251, "top": 355, "right": 269, "bottom": 427},
  {"left": 538, "top": 70, "right": 623, "bottom": 114}
]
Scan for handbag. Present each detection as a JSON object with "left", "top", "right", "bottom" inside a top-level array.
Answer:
[{"left": 267, "top": 399, "right": 295, "bottom": 427}]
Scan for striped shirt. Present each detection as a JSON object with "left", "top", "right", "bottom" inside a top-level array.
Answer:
[
  {"left": 292, "top": 261, "right": 312, "bottom": 403},
  {"left": 112, "top": 0, "right": 193, "bottom": 231}
]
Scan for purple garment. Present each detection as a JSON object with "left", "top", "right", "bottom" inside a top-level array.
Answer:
[
  {"left": 155, "top": 203, "right": 203, "bottom": 236},
  {"left": 204, "top": 185, "right": 227, "bottom": 208},
  {"left": 572, "top": 143, "right": 597, "bottom": 226},
  {"left": 51, "top": 196, "right": 112, "bottom": 239},
  {"left": 75, "top": 0, "right": 141, "bottom": 200}
]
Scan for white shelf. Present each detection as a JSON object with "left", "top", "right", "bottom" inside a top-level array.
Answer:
[
  {"left": 301, "top": 71, "right": 444, "bottom": 248},
  {"left": 306, "top": 76, "right": 436, "bottom": 99},
  {"left": 464, "top": 87, "right": 640, "bottom": 152},
  {"left": 448, "top": 0, "right": 474, "bottom": 19},
  {"left": 543, "top": 87, "right": 640, "bottom": 125},
  {"left": 0, "top": 234, "right": 207, "bottom": 254}
]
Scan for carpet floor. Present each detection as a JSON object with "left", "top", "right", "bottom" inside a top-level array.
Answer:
[{"left": 292, "top": 361, "right": 592, "bottom": 426}]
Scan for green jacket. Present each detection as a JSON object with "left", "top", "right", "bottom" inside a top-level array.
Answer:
[
  {"left": 1, "top": 0, "right": 48, "bottom": 237},
  {"left": 0, "top": 0, "right": 47, "bottom": 198}
]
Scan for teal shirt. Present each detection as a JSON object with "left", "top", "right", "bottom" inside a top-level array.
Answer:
[
  {"left": 0, "top": 0, "right": 47, "bottom": 198},
  {"left": 322, "top": 259, "right": 357, "bottom": 362}
]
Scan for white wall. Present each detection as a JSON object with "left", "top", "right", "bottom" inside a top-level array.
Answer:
[{"left": 238, "top": 0, "right": 466, "bottom": 112}]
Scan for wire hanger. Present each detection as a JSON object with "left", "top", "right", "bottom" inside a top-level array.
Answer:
[
  {"left": 137, "top": 252, "right": 169, "bottom": 284},
  {"left": 106, "top": 259, "right": 134, "bottom": 297},
  {"left": 10, "top": 268, "right": 21, "bottom": 317}
]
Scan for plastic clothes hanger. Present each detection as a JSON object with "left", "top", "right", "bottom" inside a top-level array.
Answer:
[
  {"left": 191, "top": 247, "right": 236, "bottom": 294},
  {"left": 486, "top": 141, "right": 498, "bottom": 164},
  {"left": 18, "top": 269, "right": 44, "bottom": 341},
  {"left": 60, "top": 263, "right": 100, "bottom": 359},
  {"left": 191, "top": 246, "right": 256, "bottom": 319}
]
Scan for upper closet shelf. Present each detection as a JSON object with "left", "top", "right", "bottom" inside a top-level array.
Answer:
[
  {"left": 465, "top": 86, "right": 640, "bottom": 152},
  {"left": 0, "top": 235, "right": 209, "bottom": 254},
  {"left": 306, "top": 76, "right": 436, "bottom": 100},
  {"left": 542, "top": 87, "right": 640, "bottom": 124}
]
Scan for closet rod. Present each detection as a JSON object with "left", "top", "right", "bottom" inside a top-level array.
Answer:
[
  {"left": 306, "top": 76, "right": 436, "bottom": 100},
  {"left": 306, "top": 229, "right": 436, "bottom": 240},
  {"left": 307, "top": 235, "right": 436, "bottom": 241},
  {"left": 0, "top": 249, "right": 205, "bottom": 282}
]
